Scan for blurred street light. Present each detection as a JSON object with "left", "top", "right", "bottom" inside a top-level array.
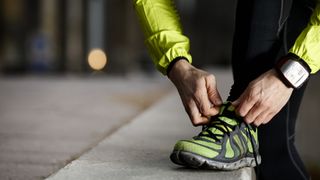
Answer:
[{"left": 88, "top": 49, "right": 107, "bottom": 71}]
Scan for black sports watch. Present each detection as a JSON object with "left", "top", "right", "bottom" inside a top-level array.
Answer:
[{"left": 275, "top": 53, "right": 311, "bottom": 89}]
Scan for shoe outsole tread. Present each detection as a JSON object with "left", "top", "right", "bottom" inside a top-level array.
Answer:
[{"left": 170, "top": 150, "right": 261, "bottom": 171}]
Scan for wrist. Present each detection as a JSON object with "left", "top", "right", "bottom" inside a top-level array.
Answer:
[
  {"left": 168, "top": 58, "right": 191, "bottom": 80},
  {"left": 270, "top": 69, "right": 294, "bottom": 90}
]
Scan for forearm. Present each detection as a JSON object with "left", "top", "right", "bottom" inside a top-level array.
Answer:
[
  {"left": 289, "top": 3, "right": 320, "bottom": 74},
  {"left": 133, "top": 0, "right": 192, "bottom": 75}
]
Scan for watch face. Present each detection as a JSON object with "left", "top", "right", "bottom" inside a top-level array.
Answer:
[{"left": 281, "top": 60, "right": 309, "bottom": 88}]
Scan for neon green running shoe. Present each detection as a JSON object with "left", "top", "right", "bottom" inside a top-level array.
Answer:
[{"left": 170, "top": 102, "right": 261, "bottom": 170}]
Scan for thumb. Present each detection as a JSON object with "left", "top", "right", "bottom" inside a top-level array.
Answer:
[
  {"left": 232, "top": 94, "right": 245, "bottom": 116},
  {"left": 232, "top": 99, "right": 240, "bottom": 107}
]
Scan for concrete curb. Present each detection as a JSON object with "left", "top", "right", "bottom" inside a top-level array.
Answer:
[{"left": 47, "top": 91, "right": 255, "bottom": 180}]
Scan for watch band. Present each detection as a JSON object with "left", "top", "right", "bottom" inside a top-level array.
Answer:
[{"left": 275, "top": 53, "right": 310, "bottom": 89}]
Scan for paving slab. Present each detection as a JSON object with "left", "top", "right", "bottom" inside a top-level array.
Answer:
[
  {"left": 46, "top": 91, "right": 256, "bottom": 180},
  {"left": 0, "top": 75, "right": 171, "bottom": 180}
]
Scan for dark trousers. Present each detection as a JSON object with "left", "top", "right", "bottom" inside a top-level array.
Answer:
[{"left": 228, "top": 0, "right": 314, "bottom": 179}]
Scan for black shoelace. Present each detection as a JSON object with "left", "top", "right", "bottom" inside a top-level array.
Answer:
[
  {"left": 199, "top": 117, "right": 236, "bottom": 142},
  {"left": 245, "top": 123, "right": 260, "bottom": 178}
]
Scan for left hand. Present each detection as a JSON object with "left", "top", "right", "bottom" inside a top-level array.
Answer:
[{"left": 233, "top": 69, "right": 293, "bottom": 126}]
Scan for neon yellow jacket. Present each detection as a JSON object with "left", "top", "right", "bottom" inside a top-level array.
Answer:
[{"left": 134, "top": 0, "right": 320, "bottom": 75}]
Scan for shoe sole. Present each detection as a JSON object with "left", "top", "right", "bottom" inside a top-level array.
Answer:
[{"left": 170, "top": 150, "right": 261, "bottom": 171}]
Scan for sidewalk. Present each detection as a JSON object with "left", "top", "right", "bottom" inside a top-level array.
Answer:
[
  {"left": 46, "top": 91, "right": 256, "bottom": 180},
  {"left": 1, "top": 68, "right": 319, "bottom": 179},
  {"left": 46, "top": 68, "right": 320, "bottom": 180},
  {"left": 0, "top": 75, "right": 171, "bottom": 180},
  {"left": 46, "top": 69, "right": 257, "bottom": 180}
]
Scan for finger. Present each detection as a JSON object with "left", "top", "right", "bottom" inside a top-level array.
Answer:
[
  {"left": 232, "top": 99, "right": 240, "bottom": 107},
  {"left": 194, "top": 92, "right": 219, "bottom": 117},
  {"left": 186, "top": 100, "right": 210, "bottom": 126},
  {"left": 211, "top": 106, "right": 220, "bottom": 116},
  {"left": 253, "top": 119, "right": 263, "bottom": 127},
  {"left": 194, "top": 81, "right": 220, "bottom": 117},
  {"left": 206, "top": 75, "right": 223, "bottom": 106},
  {"left": 244, "top": 102, "right": 264, "bottom": 124},
  {"left": 261, "top": 112, "right": 277, "bottom": 125},
  {"left": 193, "top": 93, "right": 210, "bottom": 116},
  {"left": 236, "top": 90, "right": 257, "bottom": 117},
  {"left": 252, "top": 110, "right": 270, "bottom": 127},
  {"left": 234, "top": 93, "right": 245, "bottom": 116}
]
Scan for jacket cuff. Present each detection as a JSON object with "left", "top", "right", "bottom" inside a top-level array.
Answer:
[
  {"left": 166, "top": 57, "right": 189, "bottom": 76},
  {"left": 155, "top": 48, "right": 192, "bottom": 75}
]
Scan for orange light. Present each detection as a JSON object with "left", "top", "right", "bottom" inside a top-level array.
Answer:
[{"left": 88, "top": 49, "right": 107, "bottom": 71}]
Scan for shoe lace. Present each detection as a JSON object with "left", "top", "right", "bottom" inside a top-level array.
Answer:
[
  {"left": 198, "top": 102, "right": 239, "bottom": 142},
  {"left": 245, "top": 123, "right": 260, "bottom": 177},
  {"left": 199, "top": 117, "right": 236, "bottom": 142},
  {"left": 198, "top": 102, "right": 260, "bottom": 174}
]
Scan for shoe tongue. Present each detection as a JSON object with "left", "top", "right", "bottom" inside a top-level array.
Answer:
[
  {"left": 218, "top": 116, "right": 238, "bottom": 126},
  {"left": 208, "top": 102, "right": 238, "bottom": 129},
  {"left": 219, "top": 102, "right": 235, "bottom": 115}
]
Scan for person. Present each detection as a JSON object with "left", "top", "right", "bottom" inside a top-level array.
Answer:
[{"left": 133, "top": 0, "right": 320, "bottom": 179}]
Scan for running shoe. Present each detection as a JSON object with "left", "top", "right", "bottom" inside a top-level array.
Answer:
[{"left": 170, "top": 102, "right": 261, "bottom": 170}]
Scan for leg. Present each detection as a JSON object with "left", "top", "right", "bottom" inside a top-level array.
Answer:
[
  {"left": 258, "top": 84, "right": 310, "bottom": 180},
  {"left": 229, "top": 0, "right": 313, "bottom": 179},
  {"left": 258, "top": 1, "right": 314, "bottom": 179}
]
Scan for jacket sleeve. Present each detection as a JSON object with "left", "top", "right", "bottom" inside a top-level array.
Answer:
[
  {"left": 289, "top": 3, "right": 320, "bottom": 74},
  {"left": 133, "top": 0, "right": 192, "bottom": 75}
]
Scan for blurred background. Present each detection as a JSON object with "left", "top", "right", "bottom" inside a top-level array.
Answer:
[
  {"left": 0, "top": 0, "right": 319, "bottom": 179},
  {"left": 0, "top": 0, "right": 234, "bottom": 75}
]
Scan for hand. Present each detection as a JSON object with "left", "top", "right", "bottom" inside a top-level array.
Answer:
[
  {"left": 168, "top": 59, "right": 223, "bottom": 126},
  {"left": 233, "top": 69, "right": 293, "bottom": 126}
]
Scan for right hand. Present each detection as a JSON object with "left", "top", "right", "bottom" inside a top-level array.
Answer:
[{"left": 168, "top": 59, "right": 223, "bottom": 126}]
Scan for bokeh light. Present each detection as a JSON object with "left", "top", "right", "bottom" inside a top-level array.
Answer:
[{"left": 88, "top": 49, "right": 107, "bottom": 71}]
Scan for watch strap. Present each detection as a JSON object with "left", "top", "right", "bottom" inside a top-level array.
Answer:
[{"left": 275, "top": 53, "right": 310, "bottom": 89}]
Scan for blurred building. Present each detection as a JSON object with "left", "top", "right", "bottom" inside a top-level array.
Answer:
[{"left": 0, "top": 0, "right": 235, "bottom": 75}]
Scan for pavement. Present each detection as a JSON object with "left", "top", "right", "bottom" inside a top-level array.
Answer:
[
  {"left": 46, "top": 91, "right": 256, "bottom": 180},
  {"left": 0, "top": 74, "right": 171, "bottom": 180},
  {"left": 1, "top": 68, "right": 319, "bottom": 180}
]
